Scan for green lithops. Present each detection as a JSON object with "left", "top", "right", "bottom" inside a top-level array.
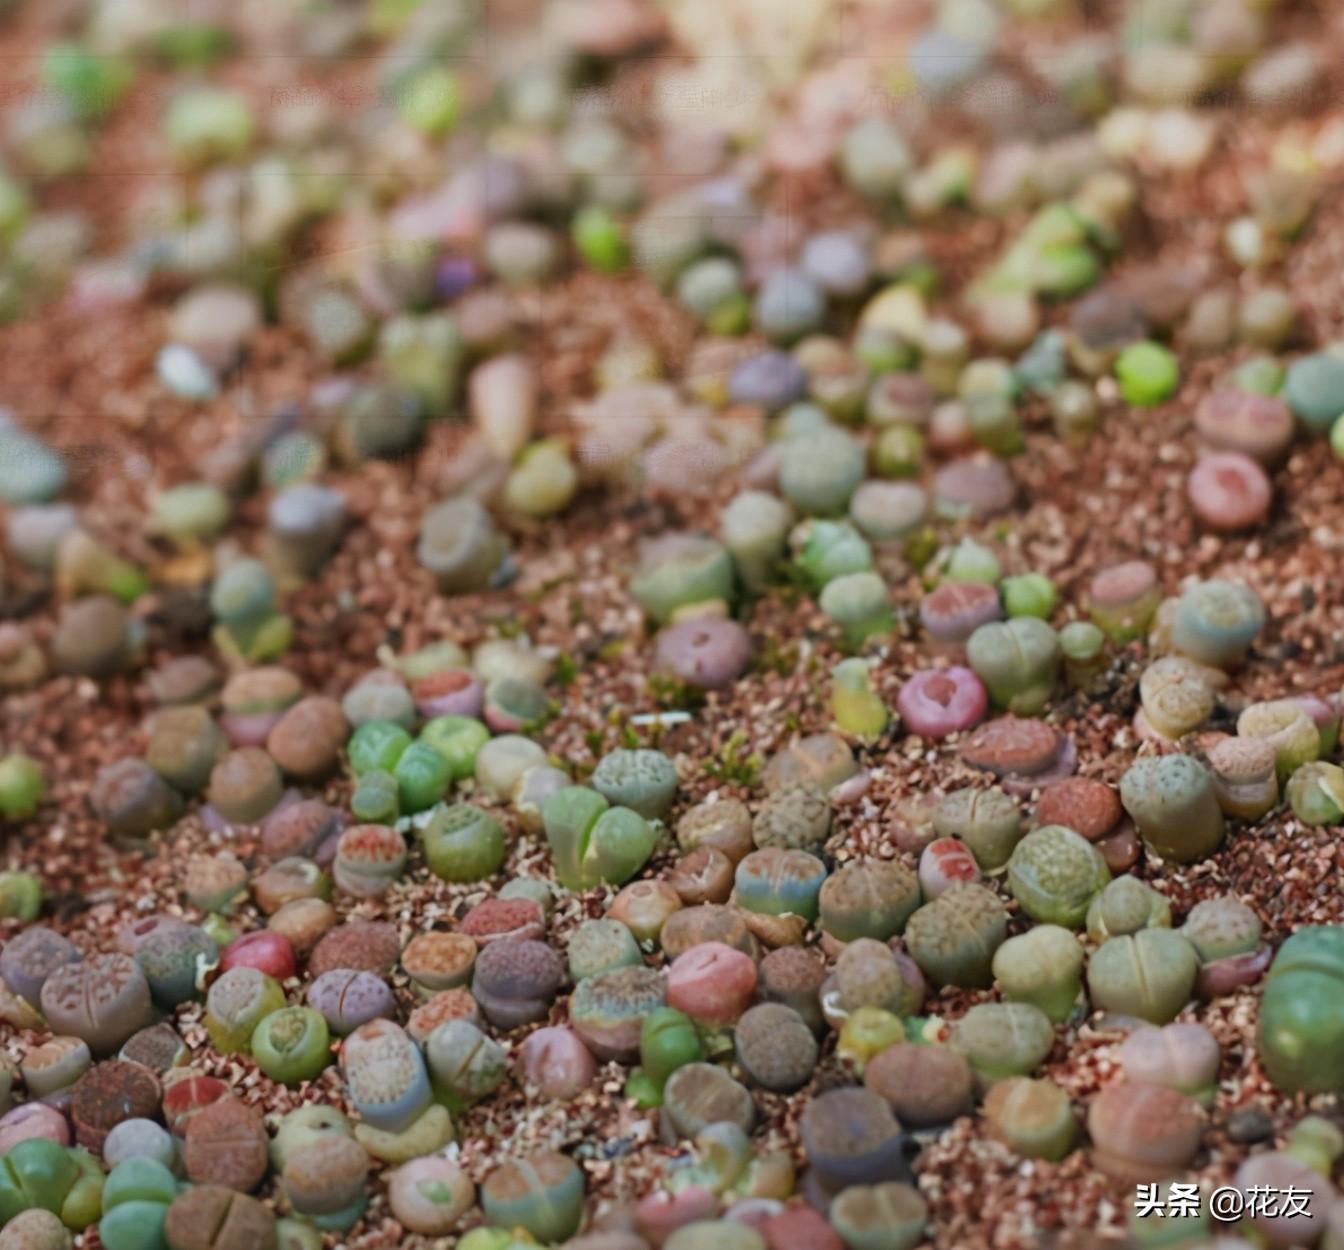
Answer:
[
  {"left": 1087, "top": 930, "right": 1200, "bottom": 1024},
  {"left": 966, "top": 618, "right": 1061, "bottom": 716},
  {"left": 1237, "top": 699, "right": 1320, "bottom": 781},
  {"left": 420, "top": 803, "right": 507, "bottom": 884},
  {"left": 1168, "top": 579, "right": 1265, "bottom": 670},
  {"left": 778, "top": 427, "right": 866, "bottom": 516},
  {"left": 629, "top": 534, "right": 735, "bottom": 623},
  {"left": 992, "top": 925, "right": 1084, "bottom": 1023},
  {"left": 830, "top": 658, "right": 890, "bottom": 739},
  {"left": 1119, "top": 755, "right": 1225, "bottom": 864},
  {"left": 932, "top": 787, "right": 1022, "bottom": 872},
  {"left": 952, "top": 1001, "right": 1056, "bottom": 1089},
  {"left": 542, "top": 786, "right": 658, "bottom": 891},
  {"left": 904, "top": 883, "right": 1009, "bottom": 989},
  {"left": 1006, "top": 826, "right": 1110, "bottom": 928},
  {"left": 1258, "top": 926, "right": 1344, "bottom": 1095},
  {"left": 1086, "top": 877, "right": 1172, "bottom": 943},
  {"left": 1285, "top": 761, "right": 1344, "bottom": 825},
  {"left": 591, "top": 749, "right": 678, "bottom": 821}
]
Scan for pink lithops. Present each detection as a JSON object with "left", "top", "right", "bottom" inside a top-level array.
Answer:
[
  {"left": 897, "top": 667, "right": 989, "bottom": 737},
  {"left": 518, "top": 1027, "right": 598, "bottom": 1100},
  {"left": 655, "top": 617, "right": 754, "bottom": 690},
  {"left": 1187, "top": 451, "right": 1272, "bottom": 531},
  {"left": 1193, "top": 387, "right": 1295, "bottom": 465},
  {"left": 413, "top": 668, "right": 483, "bottom": 719},
  {"left": 0, "top": 1102, "right": 70, "bottom": 1152},
  {"left": 918, "top": 838, "right": 983, "bottom": 900},
  {"left": 961, "top": 717, "right": 1064, "bottom": 778},
  {"left": 919, "top": 582, "right": 1002, "bottom": 649},
  {"left": 666, "top": 942, "right": 758, "bottom": 1026}
]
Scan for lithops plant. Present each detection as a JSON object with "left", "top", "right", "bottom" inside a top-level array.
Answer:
[
  {"left": 828, "top": 1182, "right": 928, "bottom": 1250},
  {"left": 661, "top": 1062, "right": 756, "bottom": 1143},
  {"left": 481, "top": 1151, "right": 584, "bottom": 1245},
  {"left": 1181, "top": 896, "right": 1268, "bottom": 997},
  {"left": 733, "top": 1004, "right": 819, "bottom": 1093},
  {"left": 1208, "top": 736, "right": 1279, "bottom": 820},
  {"left": 542, "top": 787, "right": 659, "bottom": 891},
  {"left": 1086, "top": 876, "right": 1172, "bottom": 943},
  {"left": 629, "top": 533, "right": 735, "bottom": 623},
  {"left": 984, "top": 1077, "right": 1078, "bottom": 1162},
  {"left": 1007, "top": 826, "right": 1110, "bottom": 928},
  {"left": 823, "top": 939, "right": 926, "bottom": 1025},
  {"left": 864, "top": 1043, "right": 974, "bottom": 1128},
  {"left": 1258, "top": 926, "right": 1344, "bottom": 1095},
  {"left": 1119, "top": 754, "right": 1225, "bottom": 864},
  {"left": 734, "top": 847, "right": 828, "bottom": 924},
  {"left": 992, "top": 926, "right": 1085, "bottom": 1023},
  {"left": 1087, "top": 930, "right": 1200, "bottom": 1024},
  {"left": 1116, "top": 1023, "right": 1221, "bottom": 1106},
  {"left": 1087, "top": 1083, "right": 1205, "bottom": 1184},
  {"left": 1286, "top": 761, "right": 1344, "bottom": 825},
  {"left": 592, "top": 748, "right": 679, "bottom": 821},
  {"left": 952, "top": 1002, "right": 1056, "bottom": 1089},
  {"left": 339, "top": 1020, "right": 433, "bottom": 1134},
  {"left": 425, "top": 1020, "right": 507, "bottom": 1112},
  {"left": 570, "top": 966, "right": 668, "bottom": 1063},
  {"left": 1138, "top": 655, "right": 1216, "bottom": 740},
  {"left": 817, "top": 859, "right": 921, "bottom": 943},
  {"left": 1237, "top": 699, "right": 1320, "bottom": 781},
  {"left": 932, "top": 786, "right": 1022, "bottom": 872},
  {"left": 904, "top": 883, "right": 1009, "bottom": 989},
  {"left": 1166, "top": 579, "right": 1265, "bottom": 670},
  {"left": 799, "top": 1086, "right": 909, "bottom": 1198},
  {"left": 752, "top": 784, "right": 831, "bottom": 853},
  {"left": 966, "top": 618, "right": 1061, "bottom": 716}
]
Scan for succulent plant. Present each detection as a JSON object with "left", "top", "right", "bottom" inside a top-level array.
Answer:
[
  {"left": 984, "top": 1077, "right": 1078, "bottom": 1162},
  {"left": 734, "top": 1003, "right": 818, "bottom": 1093},
  {"left": 1208, "top": 736, "right": 1279, "bottom": 819},
  {"left": 992, "top": 925, "right": 1085, "bottom": 1023},
  {"left": 1087, "top": 561, "right": 1161, "bottom": 644},
  {"left": 1116, "top": 1023, "right": 1221, "bottom": 1106},
  {"left": 1167, "top": 579, "right": 1265, "bottom": 670},
  {"left": 829, "top": 657, "right": 890, "bottom": 738},
  {"left": 1059, "top": 621, "right": 1108, "bottom": 689},
  {"left": 1286, "top": 760, "right": 1344, "bottom": 825},
  {"left": 932, "top": 787, "right": 1022, "bottom": 871},
  {"left": 864, "top": 1043, "right": 974, "bottom": 1129},
  {"left": 752, "top": 783, "right": 831, "bottom": 853},
  {"left": 817, "top": 859, "right": 921, "bottom": 943},
  {"left": 904, "top": 883, "right": 1009, "bottom": 989},
  {"left": 734, "top": 847, "right": 828, "bottom": 923},
  {"left": 425, "top": 1020, "right": 507, "bottom": 1112},
  {"left": 825, "top": 939, "right": 926, "bottom": 1024},
  {"left": 1086, "top": 876, "right": 1172, "bottom": 943},
  {"left": 821, "top": 573, "right": 895, "bottom": 647},
  {"left": 799, "top": 1086, "right": 909, "bottom": 1197},
  {"left": 965, "top": 618, "right": 1061, "bottom": 717},
  {"left": 1087, "top": 1082, "right": 1204, "bottom": 1184},
  {"left": 592, "top": 749, "right": 678, "bottom": 821},
  {"left": 952, "top": 1001, "right": 1055, "bottom": 1089},
  {"left": 1237, "top": 699, "right": 1320, "bottom": 781},
  {"left": 1138, "top": 655, "right": 1216, "bottom": 740},
  {"left": 778, "top": 427, "right": 866, "bottom": 516},
  {"left": 720, "top": 490, "right": 794, "bottom": 592},
  {"left": 1119, "top": 754, "right": 1225, "bottom": 864},
  {"left": 1087, "top": 930, "right": 1200, "bottom": 1023},
  {"left": 829, "top": 1182, "right": 928, "bottom": 1250},
  {"left": 480, "top": 1151, "right": 584, "bottom": 1245},
  {"left": 1006, "top": 825, "right": 1110, "bottom": 928},
  {"left": 420, "top": 802, "right": 507, "bottom": 884},
  {"left": 629, "top": 534, "right": 735, "bottom": 623},
  {"left": 210, "top": 559, "right": 292, "bottom": 664},
  {"left": 417, "top": 498, "right": 509, "bottom": 595},
  {"left": 568, "top": 919, "right": 642, "bottom": 983},
  {"left": 1258, "top": 926, "right": 1344, "bottom": 1095},
  {"left": 542, "top": 786, "right": 658, "bottom": 891},
  {"left": 794, "top": 519, "right": 874, "bottom": 589}
]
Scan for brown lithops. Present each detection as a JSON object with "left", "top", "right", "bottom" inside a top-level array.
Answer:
[
  {"left": 865, "top": 1043, "right": 974, "bottom": 1128},
  {"left": 185, "top": 1097, "right": 270, "bottom": 1191},
  {"left": 40, "top": 953, "right": 154, "bottom": 1055},
  {"left": 1086, "top": 1082, "right": 1205, "bottom": 1183},
  {"left": 1034, "top": 777, "right": 1121, "bottom": 842},
  {"left": 308, "top": 921, "right": 400, "bottom": 978},
  {"left": 70, "top": 1060, "right": 162, "bottom": 1151}
]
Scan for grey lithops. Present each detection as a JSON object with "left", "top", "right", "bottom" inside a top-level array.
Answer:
[
  {"left": 933, "top": 786, "right": 1023, "bottom": 872},
  {"left": 952, "top": 1001, "right": 1056, "bottom": 1089},
  {"left": 904, "top": 883, "right": 1009, "bottom": 989},
  {"left": 752, "top": 784, "right": 830, "bottom": 853},
  {"left": 591, "top": 748, "right": 678, "bottom": 821}
]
